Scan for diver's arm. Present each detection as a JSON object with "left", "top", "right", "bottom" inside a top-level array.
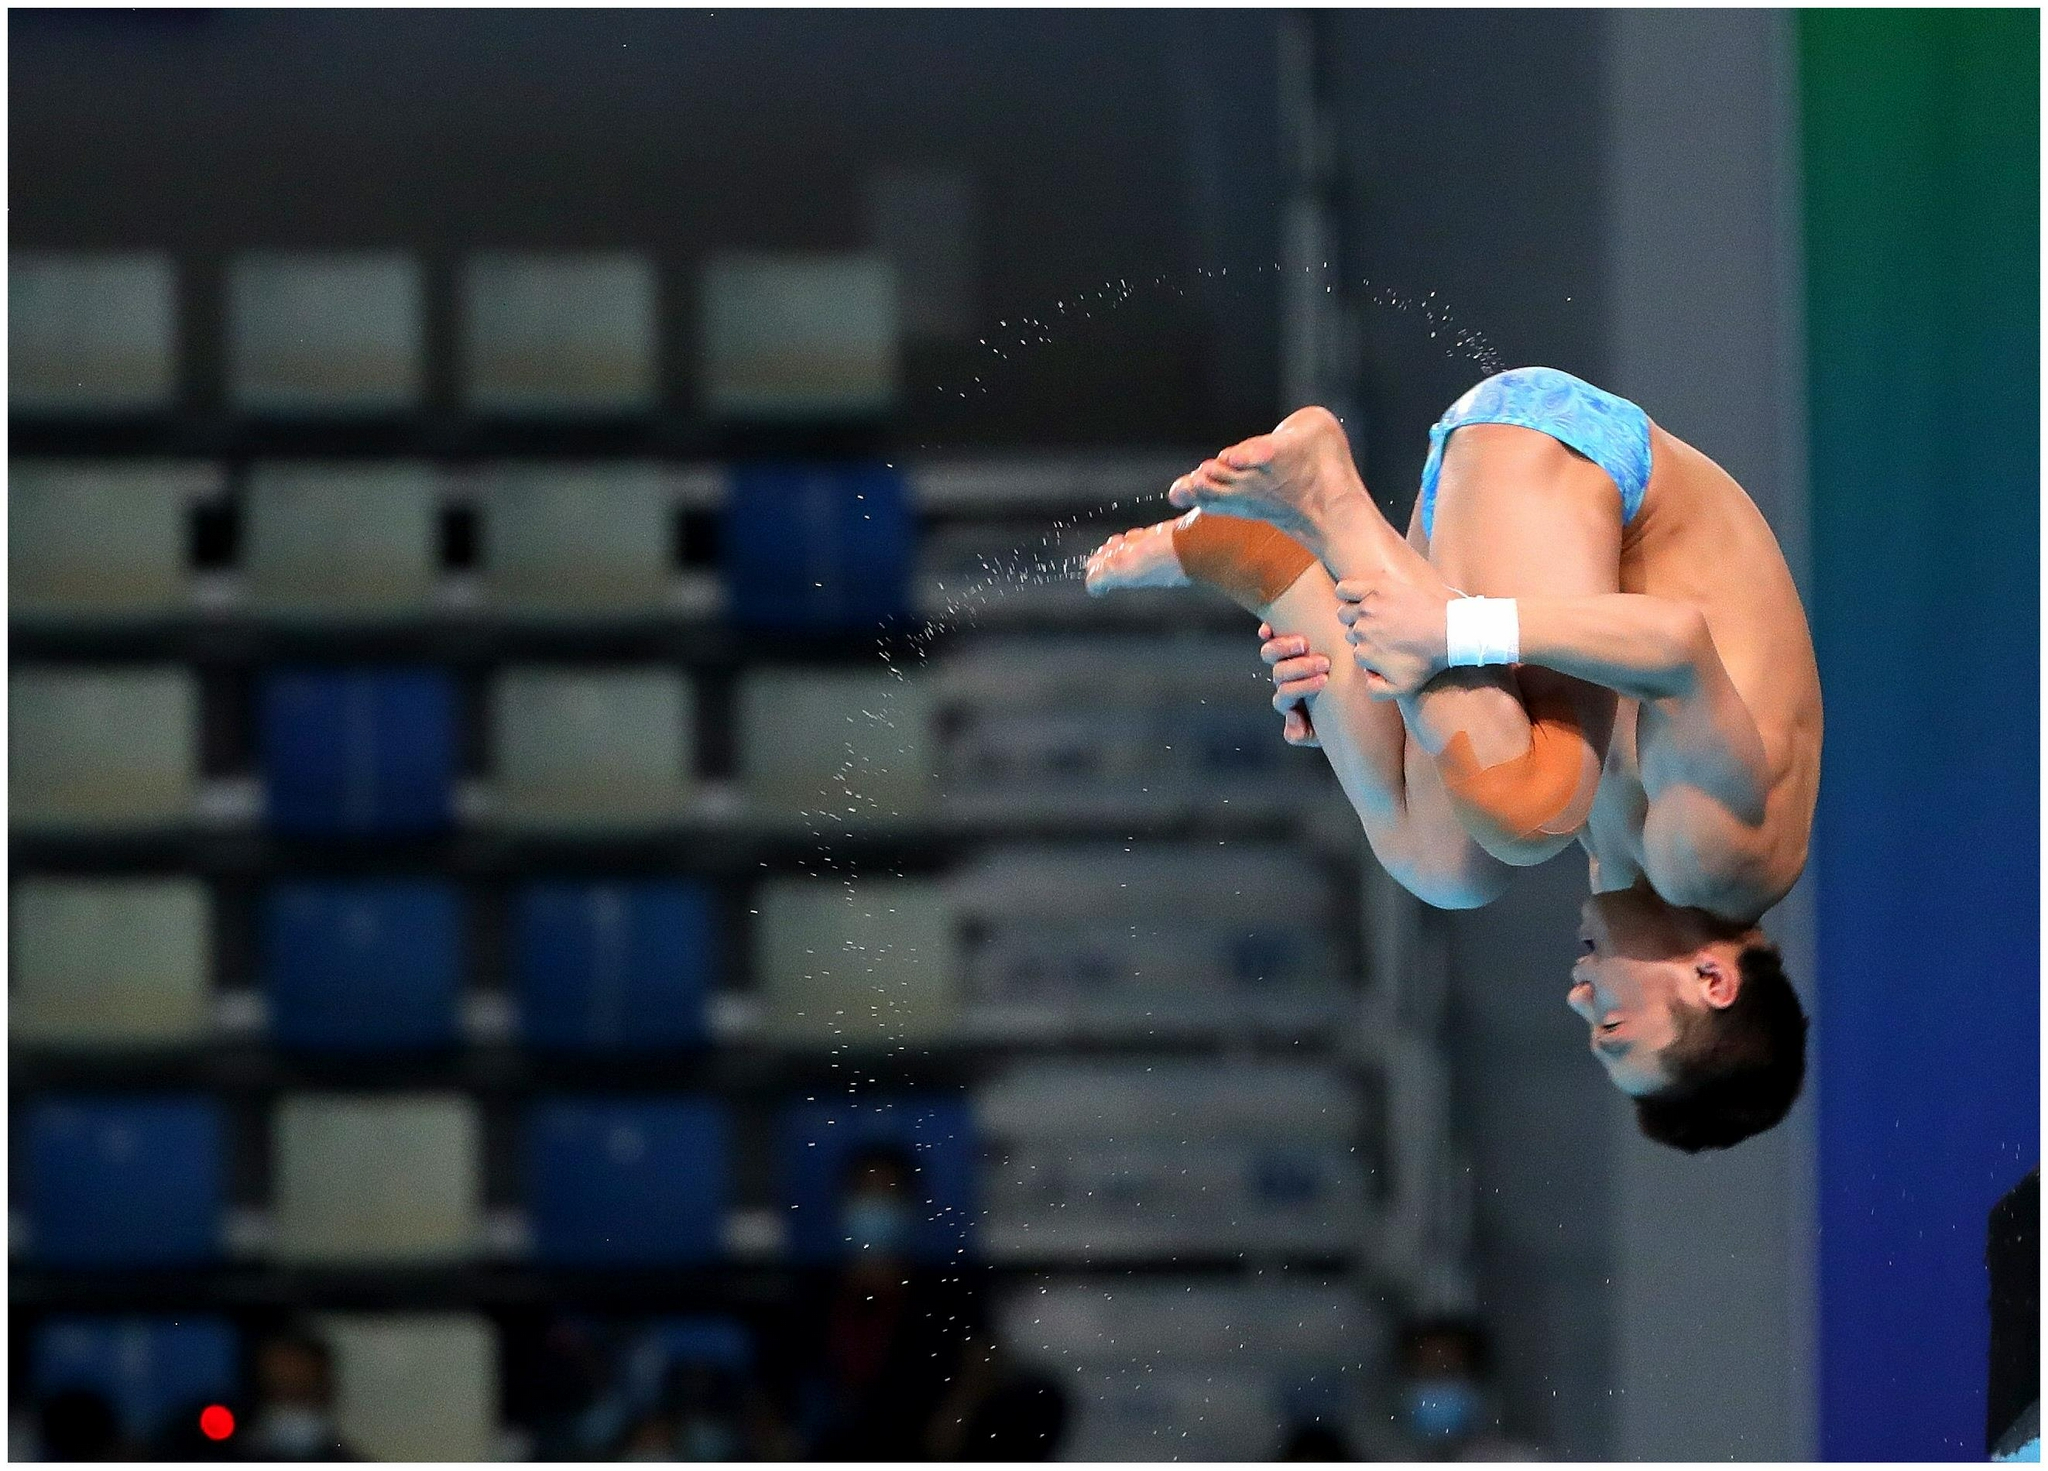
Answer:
[{"left": 1515, "top": 595, "right": 1770, "bottom": 824}]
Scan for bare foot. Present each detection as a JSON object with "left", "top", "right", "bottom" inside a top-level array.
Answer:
[
  {"left": 1082, "top": 518, "right": 1192, "bottom": 596},
  {"left": 1164, "top": 406, "right": 1360, "bottom": 538},
  {"left": 1169, "top": 406, "right": 1415, "bottom": 581}
]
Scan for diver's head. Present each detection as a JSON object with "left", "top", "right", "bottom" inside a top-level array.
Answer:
[{"left": 1570, "top": 884, "right": 1807, "bottom": 1151}]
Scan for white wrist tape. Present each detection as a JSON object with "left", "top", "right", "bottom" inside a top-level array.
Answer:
[{"left": 1445, "top": 596, "right": 1520, "bottom": 667}]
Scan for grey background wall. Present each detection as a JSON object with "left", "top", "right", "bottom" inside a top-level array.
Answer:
[
  {"left": 9, "top": 7, "right": 1283, "bottom": 446},
  {"left": 1340, "top": 11, "right": 1619, "bottom": 1458},
  {"left": 1603, "top": 9, "right": 1814, "bottom": 1460}
]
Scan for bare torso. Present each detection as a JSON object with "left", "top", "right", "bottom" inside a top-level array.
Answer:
[{"left": 1580, "top": 424, "right": 1823, "bottom": 914}]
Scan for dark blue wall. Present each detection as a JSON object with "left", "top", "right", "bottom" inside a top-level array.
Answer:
[{"left": 1803, "top": 10, "right": 2040, "bottom": 1457}]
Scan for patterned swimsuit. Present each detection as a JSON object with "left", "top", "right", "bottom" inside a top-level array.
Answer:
[{"left": 1417, "top": 366, "right": 1654, "bottom": 540}]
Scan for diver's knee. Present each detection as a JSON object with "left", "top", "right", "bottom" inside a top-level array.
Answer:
[
  {"left": 1467, "top": 824, "right": 1581, "bottom": 869},
  {"left": 1435, "top": 712, "right": 1601, "bottom": 859}
]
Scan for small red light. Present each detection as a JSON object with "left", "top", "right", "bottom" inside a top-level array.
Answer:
[{"left": 199, "top": 1404, "right": 235, "bottom": 1441}]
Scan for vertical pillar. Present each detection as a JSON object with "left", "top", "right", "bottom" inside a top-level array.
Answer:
[{"left": 1603, "top": 8, "right": 1815, "bottom": 1459}]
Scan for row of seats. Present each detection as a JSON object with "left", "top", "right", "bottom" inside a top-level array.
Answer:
[
  {"left": 12, "top": 250, "right": 899, "bottom": 419},
  {"left": 11, "top": 662, "right": 1298, "bottom": 832},
  {"left": 15, "top": 849, "right": 1340, "bottom": 1050},
  {"left": 30, "top": 1312, "right": 517, "bottom": 1460},
  {"left": 13, "top": 877, "right": 710, "bottom": 1051},
  {"left": 14, "top": 460, "right": 912, "bottom": 627},
  {"left": 19, "top": 1093, "right": 973, "bottom": 1269},
  {"left": 10, "top": 664, "right": 930, "bottom": 831},
  {"left": 22, "top": 1061, "right": 1358, "bottom": 1272},
  {"left": 18, "top": 875, "right": 918, "bottom": 1051}
]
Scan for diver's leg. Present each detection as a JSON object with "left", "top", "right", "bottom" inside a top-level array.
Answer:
[
  {"left": 1262, "top": 561, "right": 1512, "bottom": 909},
  {"left": 1385, "top": 423, "right": 1623, "bottom": 863},
  {"left": 1085, "top": 478, "right": 1511, "bottom": 909}
]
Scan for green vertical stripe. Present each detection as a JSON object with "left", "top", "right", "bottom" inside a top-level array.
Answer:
[{"left": 1801, "top": 8, "right": 2039, "bottom": 1459}]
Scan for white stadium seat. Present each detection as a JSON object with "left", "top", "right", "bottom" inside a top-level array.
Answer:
[
  {"left": 10, "top": 667, "right": 198, "bottom": 828},
  {"left": 271, "top": 1094, "right": 482, "bottom": 1265},
  {"left": 479, "top": 463, "right": 672, "bottom": 613},
  {"left": 735, "top": 668, "right": 936, "bottom": 819},
  {"left": 461, "top": 252, "right": 658, "bottom": 416},
  {"left": 227, "top": 253, "right": 424, "bottom": 415},
  {"left": 700, "top": 252, "right": 899, "bottom": 418},
  {"left": 753, "top": 876, "right": 956, "bottom": 1045},
  {"left": 491, "top": 667, "right": 694, "bottom": 827},
  {"left": 242, "top": 462, "right": 441, "bottom": 616},
  {"left": 317, "top": 1314, "right": 498, "bottom": 1463},
  {"left": 11, "top": 878, "right": 212, "bottom": 1046},
  {"left": 9, "top": 253, "right": 177, "bottom": 414},
  {"left": 11, "top": 460, "right": 210, "bottom": 616}
]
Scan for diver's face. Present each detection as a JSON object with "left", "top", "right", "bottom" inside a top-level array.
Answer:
[{"left": 1569, "top": 889, "right": 1696, "bottom": 1096}]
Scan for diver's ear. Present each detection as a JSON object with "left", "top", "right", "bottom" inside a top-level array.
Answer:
[{"left": 1695, "top": 950, "right": 1741, "bottom": 1010}]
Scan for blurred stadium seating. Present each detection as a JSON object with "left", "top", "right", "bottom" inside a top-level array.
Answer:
[{"left": 8, "top": 34, "right": 1401, "bottom": 1460}]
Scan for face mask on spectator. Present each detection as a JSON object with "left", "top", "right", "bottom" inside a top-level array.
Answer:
[
  {"left": 1403, "top": 1378, "right": 1482, "bottom": 1441},
  {"left": 842, "top": 1194, "right": 912, "bottom": 1256},
  {"left": 681, "top": 1416, "right": 738, "bottom": 1461},
  {"left": 254, "top": 1406, "right": 338, "bottom": 1459}
]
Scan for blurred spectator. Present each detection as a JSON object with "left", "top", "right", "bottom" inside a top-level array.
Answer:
[
  {"left": 1281, "top": 1419, "right": 1354, "bottom": 1460},
  {"left": 1390, "top": 1318, "right": 1543, "bottom": 1461},
  {"left": 244, "top": 1327, "right": 356, "bottom": 1460},
  {"left": 504, "top": 1315, "right": 795, "bottom": 1462},
  {"left": 667, "top": 1359, "right": 741, "bottom": 1461},
  {"left": 615, "top": 1358, "right": 753, "bottom": 1461},
  {"left": 147, "top": 1396, "right": 243, "bottom": 1461},
  {"left": 36, "top": 1388, "right": 126, "bottom": 1462},
  {"left": 503, "top": 1317, "right": 615, "bottom": 1459},
  {"left": 764, "top": 1140, "right": 986, "bottom": 1459},
  {"left": 941, "top": 1354, "right": 1068, "bottom": 1461},
  {"left": 615, "top": 1403, "right": 679, "bottom": 1462}
]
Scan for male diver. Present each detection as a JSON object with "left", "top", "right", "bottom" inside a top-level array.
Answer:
[{"left": 1084, "top": 367, "right": 1820, "bottom": 1151}]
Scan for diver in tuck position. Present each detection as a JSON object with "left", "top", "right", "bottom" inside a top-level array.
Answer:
[{"left": 1084, "top": 367, "right": 1821, "bottom": 1151}]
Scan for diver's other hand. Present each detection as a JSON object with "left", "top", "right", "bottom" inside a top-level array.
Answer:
[
  {"left": 1260, "top": 622, "right": 1327, "bottom": 747},
  {"left": 1334, "top": 566, "right": 1454, "bottom": 699}
]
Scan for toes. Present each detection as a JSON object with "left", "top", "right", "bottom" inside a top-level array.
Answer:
[{"left": 1221, "top": 434, "right": 1275, "bottom": 471}]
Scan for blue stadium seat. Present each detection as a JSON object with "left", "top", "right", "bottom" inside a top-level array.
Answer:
[
  {"left": 526, "top": 1099, "right": 728, "bottom": 1266},
  {"left": 777, "top": 1095, "right": 975, "bottom": 1264},
  {"left": 263, "top": 881, "right": 462, "bottom": 1051},
  {"left": 25, "top": 1098, "right": 224, "bottom": 1267},
  {"left": 650, "top": 1316, "right": 753, "bottom": 1373},
  {"left": 514, "top": 882, "right": 715, "bottom": 1052},
  {"left": 723, "top": 465, "right": 911, "bottom": 631},
  {"left": 33, "top": 1317, "right": 239, "bottom": 1443},
  {"left": 259, "top": 667, "right": 456, "bottom": 835}
]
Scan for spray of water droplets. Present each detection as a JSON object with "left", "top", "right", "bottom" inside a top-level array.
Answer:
[
  {"left": 781, "top": 267, "right": 1504, "bottom": 1421},
  {"left": 794, "top": 259, "right": 1508, "bottom": 1079}
]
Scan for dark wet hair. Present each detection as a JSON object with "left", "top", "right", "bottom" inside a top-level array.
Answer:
[{"left": 1634, "top": 943, "right": 1808, "bottom": 1152}]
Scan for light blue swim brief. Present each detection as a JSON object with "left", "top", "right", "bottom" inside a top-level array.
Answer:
[{"left": 1417, "top": 366, "right": 1654, "bottom": 542}]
